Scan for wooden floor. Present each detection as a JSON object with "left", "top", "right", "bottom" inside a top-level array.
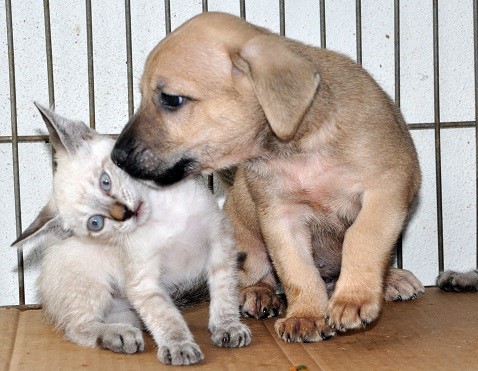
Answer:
[{"left": 1, "top": 288, "right": 477, "bottom": 370}]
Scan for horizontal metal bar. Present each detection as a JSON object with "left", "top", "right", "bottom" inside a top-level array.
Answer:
[
  {"left": 409, "top": 121, "right": 477, "bottom": 130},
  {"left": 0, "top": 121, "right": 475, "bottom": 145},
  {"left": 0, "top": 133, "right": 119, "bottom": 144},
  {"left": 0, "top": 135, "right": 50, "bottom": 144},
  {"left": 0, "top": 304, "right": 42, "bottom": 310}
]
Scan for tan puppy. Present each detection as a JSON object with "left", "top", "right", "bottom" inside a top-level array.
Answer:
[{"left": 112, "top": 12, "right": 423, "bottom": 342}]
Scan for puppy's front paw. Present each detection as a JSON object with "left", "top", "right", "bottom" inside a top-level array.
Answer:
[
  {"left": 211, "top": 322, "right": 252, "bottom": 348},
  {"left": 240, "top": 284, "right": 283, "bottom": 319},
  {"left": 275, "top": 316, "right": 335, "bottom": 343},
  {"left": 384, "top": 267, "right": 425, "bottom": 301},
  {"left": 157, "top": 341, "right": 204, "bottom": 366},
  {"left": 97, "top": 323, "right": 144, "bottom": 354},
  {"left": 327, "top": 290, "right": 382, "bottom": 331}
]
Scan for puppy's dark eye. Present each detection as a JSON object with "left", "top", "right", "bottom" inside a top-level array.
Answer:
[{"left": 160, "top": 93, "right": 184, "bottom": 110}]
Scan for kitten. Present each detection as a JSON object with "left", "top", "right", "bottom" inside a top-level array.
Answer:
[
  {"left": 437, "top": 269, "right": 478, "bottom": 292},
  {"left": 12, "top": 103, "right": 251, "bottom": 366}
]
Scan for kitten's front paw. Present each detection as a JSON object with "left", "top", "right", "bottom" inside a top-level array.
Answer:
[
  {"left": 97, "top": 324, "right": 144, "bottom": 354},
  {"left": 437, "top": 270, "right": 478, "bottom": 292},
  {"left": 157, "top": 341, "right": 204, "bottom": 366},
  {"left": 384, "top": 267, "right": 425, "bottom": 301},
  {"left": 211, "top": 322, "right": 252, "bottom": 348}
]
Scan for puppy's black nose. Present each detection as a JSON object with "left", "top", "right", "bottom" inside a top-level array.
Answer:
[
  {"left": 111, "top": 146, "right": 129, "bottom": 168},
  {"left": 112, "top": 130, "right": 137, "bottom": 169},
  {"left": 112, "top": 117, "right": 138, "bottom": 168}
]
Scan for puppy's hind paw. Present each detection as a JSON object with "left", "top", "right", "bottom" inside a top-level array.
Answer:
[
  {"left": 211, "top": 322, "right": 252, "bottom": 348},
  {"left": 384, "top": 267, "right": 425, "bottom": 301},
  {"left": 157, "top": 341, "right": 204, "bottom": 366},
  {"left": 240, "top": 284, "right": 284, "bottom": 319}
]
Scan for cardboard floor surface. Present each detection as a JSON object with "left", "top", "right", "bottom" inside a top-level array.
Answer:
[{"left": 1, "top": 288, "right": 477, "bottom": 370}]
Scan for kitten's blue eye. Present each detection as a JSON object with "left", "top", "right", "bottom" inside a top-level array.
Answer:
[
  {"left": 100, "top": 172, "right": 111, "bottom": 192},
  {"left": 87, "top": 215, "right": 105, "bottom": 232}
]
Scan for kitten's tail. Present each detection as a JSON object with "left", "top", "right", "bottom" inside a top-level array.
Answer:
[{"left": 170, "top": 279, "right": 210, "bottom": 308}]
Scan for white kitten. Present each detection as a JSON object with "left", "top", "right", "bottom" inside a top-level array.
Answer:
[{"left": 12, "top": 103, "right": 251, "bottom": 365}]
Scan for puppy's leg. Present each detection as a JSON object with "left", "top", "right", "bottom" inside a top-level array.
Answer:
[
  {"left": 225, "top": 184, "right": 283, "bottom": 319},
  {"left": 260, "top": 205, "right": 335, "bottom": 342},
  {"left": 207, "top": 223, "right": 252, "bottom": 348},
  {"left": 235, "top": 222, "right": 283, "bottom": 319},
  {"left": 327, "top": 189, "right": 408, "bottom": 331},
  {"left": 384, "top": 267, "right": 425, "bottom": 301}
]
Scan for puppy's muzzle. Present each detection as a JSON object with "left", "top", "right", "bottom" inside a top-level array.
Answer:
[{"left": 112, "top": 130, "right": 198, "bottom": 186}]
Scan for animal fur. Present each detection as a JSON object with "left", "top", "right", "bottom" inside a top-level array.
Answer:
[
  {"left": 12, "top": 103, "right": 251, "bottom": 365},
  {"left": 111, "top": 12, "right": 424, "bottom": 342}
]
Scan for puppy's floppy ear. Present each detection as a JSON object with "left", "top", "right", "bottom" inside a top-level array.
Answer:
[{"left": 232, "top": 35, "right": 320, "bottom": 141}]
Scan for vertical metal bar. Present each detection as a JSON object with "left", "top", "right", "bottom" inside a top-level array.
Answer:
[
  {"left": 43, "top": 0, "right": 56, "bottom": 173},
  {"left": 43, "top": 0, "right": 55, "bottom": 106},
  {"left": 201, "top": 0, "right": 213, "bottom": 191},
  {"left": 394, "top": 0, "right": 401, "bottom": 108},
  {"left": 125, "top": 0, "right": 134, "bottom": 118},
  {"left": 394, "top": 0, "right": 403, "bottom": 268},
  {"left": 164, "top": 0, "right": 171, "bottom": 34},
  {"left": 85, "top": 0, "right": 95, "bottom": 129},
  {"left": 279, "top": 0, "right": 285, "bottom": 36},
  {"left": 356, "top": 0, "right": 362, "bottom": 65},
  {"left": 319, "top": 0, "right": 326, "bottom": 48},
  {"left": 474, "top": 0, "right": 478, "bottom": 269},
  {"left": 240, "top": 0, "right": 246, "bottom": 19},
  {"left": 5, "top": 0, "right": 25, "bottom": 306},
  {"left": 433, "top": 0, "right": 444, "bottom": 272}
]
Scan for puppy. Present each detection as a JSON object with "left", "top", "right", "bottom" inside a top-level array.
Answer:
[{"left": 112, "top": 12, "right": 423, "bottom": 342}]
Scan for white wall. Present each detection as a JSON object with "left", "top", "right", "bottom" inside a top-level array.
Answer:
[{"left": 0, "top": 0, "right": 476, "bottom": 306}]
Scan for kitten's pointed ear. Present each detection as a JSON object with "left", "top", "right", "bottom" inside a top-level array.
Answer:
[
  {"left": 34, "top": 102, "right": 97, "bottom": 155},
  {"left": 11, "top": 202, "right": 72, "bottom": 249}
]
